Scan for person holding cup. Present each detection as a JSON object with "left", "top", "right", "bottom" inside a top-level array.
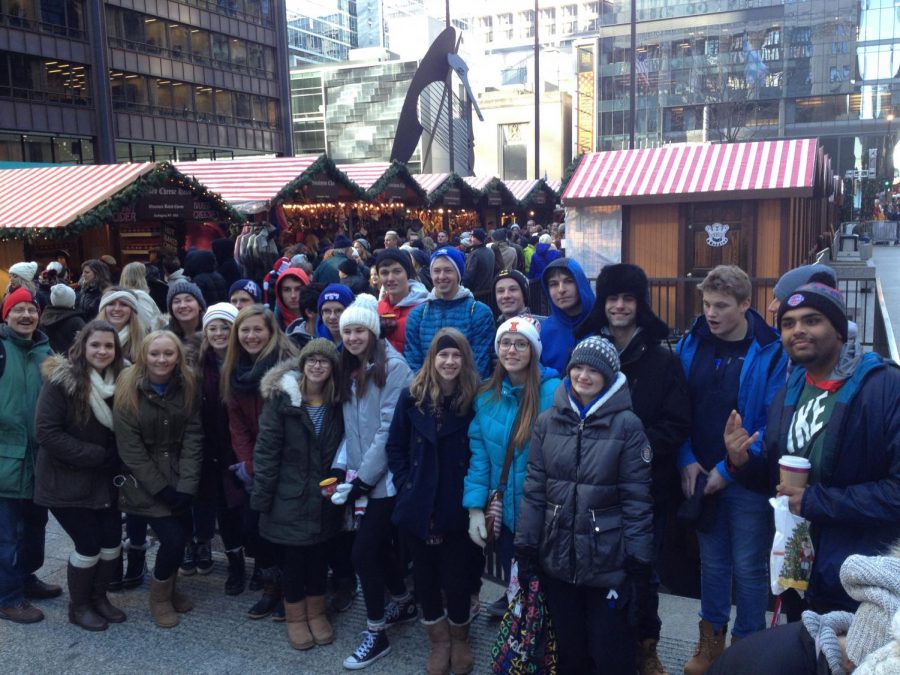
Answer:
[
  {"left": 726, "top": 283, "right": 900, "bottom": 617},
  {"left": 250, "top": 338, "right": 343, "bottom": 651}
]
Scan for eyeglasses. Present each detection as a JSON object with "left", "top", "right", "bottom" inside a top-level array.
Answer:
[
  {"left": 498, "top": 339, "right": 530, "bottom": 353},
  {"left": 305, "top": 358, "right": 331, "bottom": 368}
]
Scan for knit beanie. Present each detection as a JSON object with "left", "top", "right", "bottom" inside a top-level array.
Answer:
[
  {"left": 167, "top": 280, "right": 207, "bottom": 313},
  {"left": 473, "top": 228, "right": 488, "bottom": 244},
  {"left": 46, "top": 261, "right": 64, "bottom": 276},
  {"left": 496, "top": 316, "right": 542, "bottom": 360},
  {"left": 317, "top": 283, "right": 355, "bottom": 313},
  {"left": 773, "top": 263, "right": 837, "bottom": 301},
  {"left": 855, "top": 610, "right": 900, "bottom": 674},
  {"left": 228, "top": 279, "right": 261, "bottom": 303},
  {"left": 776, "top": 282, "right": 848, "bottom": 342},
  {"left": 539, "top": 234, "right": 552, "bottom": 244},
  {"left": 99, "top": 289, "right": 138, "bottom": 313},
  {"left": 299, "top": 337, "right": 339, "bottom": 371},
  {"left": 842, "top": 553, "right": 900, "bottom": 668},
  {"left": 493, "top": 269, "right": 529, "bottom": 298},
  {"left": 492, "top": 228, "right": 508, "bottom": 242},
  {"left": 2, "top": 287, "right": 38, "bottom": 320},
  {"left": 50, "top": 284, "right": 76, "bottom": 309},
  {"left": 567, "top": 336, "right": 620, "bottom": 384},
  {"left": 339, "top": 293, "right": 380, "bottom": 335},
  {"left": 203, "top": 302, "right": 239, "bottom": 330},
  {"left": 9, "top": 261, "right": 38, "bottom": 280},
  {"left": 338, "top": 259, "right": 358, "bottom": 277},
  {"left": 333, "top": 234, "right": 353, "bottom": 249},
  {"left": 375, "top": 249, "right": 413, "bottom": 279},
  {"left": 431, "top": 246, "right": 466, "bottom": 282}
]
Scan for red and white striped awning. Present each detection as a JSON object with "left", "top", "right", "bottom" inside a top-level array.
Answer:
[
  {"left": 463, "top": 176, "right": 494, "bottom": 191},
  {"left": 173, "top": 155, "right": 322, "bottom": 203},
  {"left": 563, "top": 139, "right": 819, "bottom": 205},
  {"left": 504, "top": 179, "right": 540, "bottom": 202},
  {"left": 336, "top": 162, "right": 392, "bottom": 191},
  {"left": 547, "top": 179, "right": 561, "bottom": 194},
  {"left": 0, "top": 162, "right": 154, "bottom": 230},
  {"left": 413, "top": 173, "right": 451, "bottom": 196}
]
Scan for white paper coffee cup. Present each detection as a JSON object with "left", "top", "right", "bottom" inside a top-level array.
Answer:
[{"left": 779, "top": 456, "right": 811, "bottom": 488}]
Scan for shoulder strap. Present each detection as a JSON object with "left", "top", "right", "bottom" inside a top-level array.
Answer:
[{"left": 497, "top": 407, "right": 522, "bottom": 494}]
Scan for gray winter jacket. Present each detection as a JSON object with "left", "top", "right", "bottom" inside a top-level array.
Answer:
[
  {"left": 333, "top": 341, "right": 412, "bottom": 498},
  {"left": 515, "top": 373, "right": 653, "bottom": 589}
]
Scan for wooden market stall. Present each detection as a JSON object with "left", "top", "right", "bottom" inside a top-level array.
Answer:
[
  {"left": 562, "top": 138, "right": 839, "bottom": 331},
  {"left": 504, "top": 179, "right": 559, "bottom": 224},
  {"left": 411, "top": 173, "right": 483, "bottom": 232}
]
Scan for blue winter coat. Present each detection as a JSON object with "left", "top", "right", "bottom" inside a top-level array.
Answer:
[
  {"left": 387, "top": 388, "right": 475, "bottom": 540},
  {"left": 462, "top": 367, "right": 560, "bottom": 532},
  {"left": 675, "top": 309, "right": 787, "bottom": 483},
  {"left": 403, "top": 287, "right": 495, "bottom": 378},
  {"left": 538, "top": 258, "right": 595, "bottom": 374},
  {"left": 738, "top": 353, "right": 900, "bottom": 610},
  {"left": 527, "top": 243, "right": 561, "bottom": 280}
]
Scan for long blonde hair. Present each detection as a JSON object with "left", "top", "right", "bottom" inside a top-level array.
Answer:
[
  {"left": 409, "top": 327, "right": 479, "bottom": 415},
  {"left": 98, "top": 288, "right": 146, "bottom": 362},
  {"left": 119, "top": 262, "right": 150, "bottom": 292},
  {"left": 482, "top": 346, "right": 542, "bottom": 451},
  {"left": 114, "top": 330, "right": 196, "bottom": 418}
]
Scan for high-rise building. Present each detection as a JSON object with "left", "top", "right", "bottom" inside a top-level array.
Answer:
[
  {"left": 0, "top": 0, "right": 292, "bottom": 164},
  {"left": 286, "top": 0, "right": 358, "bottom": 66}
]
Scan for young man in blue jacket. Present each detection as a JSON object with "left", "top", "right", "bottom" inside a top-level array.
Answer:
[
  {"left": 538, "top": 257, "right": 595, "bottom": 374},
  {"left": 726, "top": 283, "right": 900, "bottom": 615},
  {"left": 677, "top": 265, "right": 787, "bottom": 675}
]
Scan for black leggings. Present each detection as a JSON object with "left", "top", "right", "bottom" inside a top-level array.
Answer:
[
  {"left": 51, "top": 506, "right": 121, "bottom": 558},
  {"left": 351, "top": 496, "right": 406, "bottom": 623},
  {"left": 280, "top": 541, "right": 329, "bottom": 602},
  {"left": 328, "top": 530, "right": 356, "bottom": 583},
  {"left": 244, "top": 506, "right": 278, "bottom": 568},
  {"left": 407, "top": 531, "right": 482, "bottom": 624},
  {"left": 146, "top": 512, "right": 191, "bottom": 580}
]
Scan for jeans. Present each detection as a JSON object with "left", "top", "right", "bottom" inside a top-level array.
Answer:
[
  {"left": 697, "top": 481, "right": 772, "bottom": 638},
  {"left": 0, "top": 498, "right": 48, "bottom": 605}
]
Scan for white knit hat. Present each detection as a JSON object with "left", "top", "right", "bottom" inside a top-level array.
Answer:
[
  {"left": 855, "top": 609, "right": 900, "bottom": 674},
  {"left": 9, "top": 261, "right": 38, "bottom": 280},
  {"left": 339, "top": 293, "right": 380, "bottom": 335},
  {"left": 203, "top": 302, "right": 239, "bottom": 330},
  {"left": 495, "top": 316, "right": 542, "bottom": 359},
  {"left": 842, "top": 554, "right": 900, "bottom": 668},
  {"left": 99, "top": 289, "right": 138, "bottom": 313},
  {"left": 46, "top": 261, "right": 64, "bottom": 275},
  {"left": 50, "top": 283, "right": 76, "bottom": 309}
]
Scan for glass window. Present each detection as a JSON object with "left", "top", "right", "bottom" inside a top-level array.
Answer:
[
  {"left": 195, "top": 85, "right": 213, "bottom": 119},
  {"left": 129, "top": 142, "right": 153, "bottom": 161},
  {"left": 143, "top": 17, "right": 166, "bottom": 51},
  {"left": 169, "top": 24, "right": 189, "bottom": 57},
  {"left": 154, "top": 79, "right": 173, "bottom": 109},
  {"left": 0, "top": 52, "right": 9, "bottom": 96},
  {"left": 251, "top": 94, "right": 265, "bottom": 122},
  {"left": 266, "top": 99, "right": 277, "bottom": 128},
  {"left": 191, "top": 29, "right": 210, "bottom": 62},
  {"left": 80, "top": 137, "right": 94, "bottom": 162},
  {"left": 121, "top": 9, "right": 144, "bottom": 45},
  {"left": 0, "top": 133, "right": 24, "bottom": 161},
  {"left": 172, "top": 81, "right": 189, "bottom": 111},
  {"left": 7, "top": 0, "right": 36, "bottom": 26},
  {"left": 154, "top": 145, "right": 176, "bottom": 161},
  {"left": 247, "top": 43, "right": 263, "bottom": 71},
  {"left": 23, "top": 135, "right": 53, "bottom": 162},
  {"left": 115, "top": 141, "right": 131, "bottom": 162},
  {"left": 229, "top": 38, "right": 246, "bottom": 66},
  {"left": 212, "top": 34, "right": 229, "bottom": 63},
  {"left": 234, "top": 92, "right": 251, "bottom": 120},
  {"left": 264, "top": 47, "right": 275, "bottom": 76},
  {"left": 214, "top": 88, "right": 232, "bottom": 120}
]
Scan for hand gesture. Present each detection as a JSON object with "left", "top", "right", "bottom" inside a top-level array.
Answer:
[{"left": 724, "top": 410, "right": 758, "bottom": 470}]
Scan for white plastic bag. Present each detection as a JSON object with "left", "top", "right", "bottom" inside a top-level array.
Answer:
[{"left": 769, "top": 495, "right": 815, "bottom": 595}]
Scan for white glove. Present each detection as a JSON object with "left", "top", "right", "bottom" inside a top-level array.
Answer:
[
  {"left": 330, "top": 483, "right": 353, "bottom": 506},
  {"left": 468, "top": 508, "right": 487, "bottom": 548}
]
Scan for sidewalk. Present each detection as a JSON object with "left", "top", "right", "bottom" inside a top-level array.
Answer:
[
  {"left": 0, "top": 516, "right": 707, "bottom": 673},
  {"left": 873, "top": 245, "right": 900, "bottom": 356}
]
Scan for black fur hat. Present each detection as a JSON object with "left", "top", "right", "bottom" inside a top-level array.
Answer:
[{"left": 576, "top": 263, "right": 669, "bottom": 341}]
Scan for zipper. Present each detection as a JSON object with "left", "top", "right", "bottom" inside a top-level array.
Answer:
[{"left": 572, "top": 419, "right": 584, "bottom": 583}]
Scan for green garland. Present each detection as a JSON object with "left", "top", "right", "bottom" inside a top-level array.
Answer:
[
  {"left": 558, "top": 154, "right": 584, "bottom": 199},
  {"left": 273, "top": 154, "right": 367, "bottom": 205},
  {"left": 426, "top": 172, "right": 481, "bottom": 209},
  {"left": 475, "top": 176, "right": 521, "bottom": 209},
  {"left": 366, "top": 160, "right": 428, "bottom": 204}
]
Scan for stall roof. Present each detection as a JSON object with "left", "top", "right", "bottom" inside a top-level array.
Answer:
[
  {"left": 336, "top": 162, "right": 392, "bottom": 191},
  {"left": 173, "top": 155, "right": 323, "bottom": 204},
  {"left": 504, "top": 179, "right": 541, "bottom": 202},
  {"left": 563, "top": 139, "right": 819, "bottom": 205},
  {"left": 0, "top": 162, "right": 154, "bottom": 230},
  {"left": 337, "top": 161, "right": 427, "bottom": 203}
]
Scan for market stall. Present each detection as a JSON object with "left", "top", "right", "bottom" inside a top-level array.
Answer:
[
  {"left": 504, "top": 179, "right": 559, "bottom": 224},
  {"left": 411, "top": 173, "right": 483, "bottom": 232}
]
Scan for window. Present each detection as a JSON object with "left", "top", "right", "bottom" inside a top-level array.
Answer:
[
  {"left": 169, "top": 24, "right": 189, "bottom": 57},
  {"left": 215, "top": 88, "right": 232, "bottom": 121},
  {"left": 229, "top": 38, "right": 246, "bottom": 66},
  {"left": 143, "top": 17, "right": 166, "bottom": 51},
  {"left": 121, "top": 9, "right": 144, "bottom": 45},
  {"left": 212, "top": 33, "right": 229, "bottom": 63},
  {"left": 40, "top": 0, "right": 84, "bottom": 37},
  {"left": 0, "top": 51, "right": 90, "bottom": 104},
  {"left": 191, "top": 29, "right": 210, "bottom": 62},
  {"left": 195, "top": 85, "right": 213, "bottom": 119},
  {"left": 500, "top": 122, "right": 528, "bottom": 180}
]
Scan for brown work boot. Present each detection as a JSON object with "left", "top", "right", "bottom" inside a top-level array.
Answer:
[
  {"left": 306, "top": 595, "right": 334, "bottom": 645},
  {"left": 171, "top": 574, "right": 193, "bottom": 613},
  {"left": 91, "top": 556, "right": 127, "bottom": 623},
  {"left": 149, "top": 575, "right": 178, "bottom": 628},
  {"left": 448, "top": 619, "right": 474, "bottom": 674},
  {"left": 683, "top": 620, "right": 726, "bottom": 675},
  {"left": 67, "top": 563, "right": 108, "bottom": 632},
  {"left": 23, "top": 575, "right": 62, "bottom": 599},
  {"left": 637, "top": 638, "right": 668, "bottom": 675},
  {"left": 424, "top": 615, "right": 451, "bottom": 675},
  {"left": 0, "top": 600, "right": 44, "bottom": 623},
  {"left": 284, "top": 599, "right": 315, "bottom": 650}
]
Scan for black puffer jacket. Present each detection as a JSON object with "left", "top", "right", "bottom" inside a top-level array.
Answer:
[
  {"left": 184, "top": 249, "right": 228, "bottom": 306},
  {"left": 515, "top": 375, "right": 653, "bottom": 589},
  {"left": 38, "top": 306, "right": 85, "bottom": 355}
]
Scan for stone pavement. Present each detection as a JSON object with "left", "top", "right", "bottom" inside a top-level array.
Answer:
[{"left": 0, "top": 516, "right": 714, "bottom": 674}]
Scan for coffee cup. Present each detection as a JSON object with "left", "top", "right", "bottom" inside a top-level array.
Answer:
[
  {"left": 319, "top": 477, "right": 338, "bottom": 497},
  {"left": 779, "top": 456, "right": 811, "bottom": 488}
]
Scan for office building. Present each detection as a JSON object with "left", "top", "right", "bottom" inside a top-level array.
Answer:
[{"left": 286, "top": 0, "right": 358, "bottom": 66}]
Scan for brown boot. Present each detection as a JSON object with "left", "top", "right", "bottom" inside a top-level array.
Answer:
[
  {"left": 149, "top": 575, "right": 178, "bottom": 628},
  {"left": 67, "top": 562, "right": 108, "bottom": 632},
  {"left": 306, "top": 595, "right": 334, "bottom": 645},
  {"left": 91, "top": 556, "right": 127, "bottom": 623},
  {"left": 284, "top": 600, "right": 315, "bottom": 650},
  {"left": 424, "top": 616, "right": 451, "bottom": 675},
  {"left": 171, "top": 574, "right": 193, "bottom": 613},
  {"left": 637, "top": 638, "right": 668, "bottom": 675},
  {"left": 448, "top": 619, "right": 474, "bottom": 674},
  {"left": 683, "top": 620, "right": 726, "bottom": 675}
]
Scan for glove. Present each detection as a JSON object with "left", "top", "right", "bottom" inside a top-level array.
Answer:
[
  {"left": 155, "top": 486, "right": 192, "bottom": 514},
  {"left": 331, "top": 477, "right": 372, "bottom": 505},
  {"left": 624, "top": 557, "right": 654, "bottom": 628},
  {"left": 229, "top": 462, "right": 254, "bottom": 491},
  {"left": 329, "top": 468, "right": 347, "bottom": 483},
  {"left": 515, "top": 546, "right": 541, "bottom": 580},
  {"left": 468, "top": 509, "right": 487, "bottom": 548},
  {"left": 331, "top": 483, "right": 353, "bottom": 506}
]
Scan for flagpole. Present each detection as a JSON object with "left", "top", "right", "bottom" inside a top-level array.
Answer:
[
  {"left": 628, "top": 0, "right": 636, "bottom": 149},
  {"left": 534, "top": 0, "right": 541, "bottom": 179}
]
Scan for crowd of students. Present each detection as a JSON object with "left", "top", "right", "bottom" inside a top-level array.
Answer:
[{"left": 1, "top": 220, "right": 899, "bottom": 675}]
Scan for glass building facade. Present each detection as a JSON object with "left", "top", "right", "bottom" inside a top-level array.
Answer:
[{"left": 286, "top": 0, "right": 358, "bottom": 66}]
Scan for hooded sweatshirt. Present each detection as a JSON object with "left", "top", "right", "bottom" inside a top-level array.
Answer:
[
  {"left": 274, "top": 267, "right": 311, "bottom": 330},
  {"left": 528, "top": 242, "right": 562, "bottom": 280},
  {"left": 377, "top": 279, "right": 429, "bottom": 354},
  {"left": 539, "top": 258, "right": 595, "bottom": 374}
]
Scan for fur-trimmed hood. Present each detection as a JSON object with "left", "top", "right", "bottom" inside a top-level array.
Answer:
[
  {"left": 40, "top": 354, "right": 79, "bottom": 393},
  {"left": 259, "top": 356, "right": 303, "bottom": 406}
]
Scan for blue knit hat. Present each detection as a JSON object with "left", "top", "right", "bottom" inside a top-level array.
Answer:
[
  {"left": 228, "top": 278, "right": 261, "bottom": 302},
  {"left": 317, "top": 283, "right": 355, "bottom": 312},
  {"left": 431, "top": 246, "right": 466, "bottom": 282}
]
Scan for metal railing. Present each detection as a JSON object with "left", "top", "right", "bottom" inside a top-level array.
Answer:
[{"left": 874, "top": 277, "right": 899, "bottom": 362}]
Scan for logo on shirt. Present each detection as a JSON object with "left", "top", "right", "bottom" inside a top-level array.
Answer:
[
  {"left": 787, "top": 390, "right": 829, "bottom": 455},
  {"left": 641, "top": 446, "right": 653, "bottom": 464}
]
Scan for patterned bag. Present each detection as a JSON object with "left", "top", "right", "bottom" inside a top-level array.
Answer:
[{"left": 491, "top": 576, "right": 559, "bottom": 674}]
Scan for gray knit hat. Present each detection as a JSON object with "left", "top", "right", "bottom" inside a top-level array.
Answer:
[
  {"left": 773, "top": 263, "right": 837, "bottom": 301},
  {"left": 299, "top": 337, "right": 339, "bottom": 371},
  {"left": 167, "top": 280, "right": 207, "bottom": 313},
  {"left": 567, "top": 336, "right": 620, "bottom": 384},
  {"left": 842, "top": 553, "right": 900, "bottom": 668}
]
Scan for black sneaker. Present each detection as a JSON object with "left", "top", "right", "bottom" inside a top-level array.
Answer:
[
  {"left": 195, "top": 541, "right": 213, "bottom": 575},
  {"left": 343, "top": 630, "right": 391, "bottom": 670},
  {"left": 383, "top": 595, "right": 417, "bottom": 627},
  {"left": 487, "top": 594, "right": 509, "bottom": 620},
  {"left": 180, "top": 542, "right": 197, "bottom": 576}
]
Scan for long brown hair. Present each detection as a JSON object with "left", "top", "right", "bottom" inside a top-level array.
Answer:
[
  {"left": 299, "top": 351, "right": 340, "bottom": 405},
  {"left": 338, "top": 329, "right": 387, "bottom": 402},
  {"left": 482, "top": 344, "right": 542, "bottom": 450},
  {"left": 409, "top": 327, "right": 479, "bottom": 414},
  {"left": 65, "top": 320, "right": 126, "bottom": 426},
  {"left": 114, "top": 330, "right": 196, "bottom": 418}
]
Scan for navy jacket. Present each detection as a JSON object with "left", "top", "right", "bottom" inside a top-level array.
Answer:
[
  {"left": 387, "top": 388, "right": 475, "bottom": 540},
  {"left": 737, "top": 352, "right": 900, "bottom": 610}
]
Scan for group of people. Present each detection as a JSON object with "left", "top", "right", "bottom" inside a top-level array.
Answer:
[{"left": 1, "top": 222, "right": 899, "bottom": 675}]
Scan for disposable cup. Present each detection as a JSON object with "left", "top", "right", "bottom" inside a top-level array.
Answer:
[
  {"left": 779, "top": 456, "right": 811, "bottom": 488},
  {"left": 319, "top": 477, "right": 338, "bottom": 497}
]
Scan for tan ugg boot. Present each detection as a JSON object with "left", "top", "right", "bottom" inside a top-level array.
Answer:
[
  {"left": 448, "top": 619, "right": 474, "bottom": 674},
  {"left": 637, "top": 638, "right": 668, "bottom": 675},
  {"left": 284, "top": 600, "right": 315, "bottom": 650},
  {"left": 171, "top": 574, "right": 193, "bottom": 613},
  {"left": 149, "top": 575, "right": 178, "bottom": 628},
  {"left": 423, "top": 616, "right": 451, "bottom": 675},
  {"left": 306, "top": 595, "right": 334, "bottom": 645},
  {"left": 683, "top": 620, "right": 726, "bottom": 675}
]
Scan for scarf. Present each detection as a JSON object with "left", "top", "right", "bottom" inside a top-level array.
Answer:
[
  {"left": 89, "top": 369, "right": 116, "bottom": 429},
  {"left": 117, "top": 325, "right": 130, "bottom": 350},
  {"left": 230, "top": 349, "right": 280, "bottom": 394}
]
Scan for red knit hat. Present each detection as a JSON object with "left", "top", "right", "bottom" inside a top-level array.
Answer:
[{"left": 2, "top": 287, "right": 38, "bottom": 321}]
